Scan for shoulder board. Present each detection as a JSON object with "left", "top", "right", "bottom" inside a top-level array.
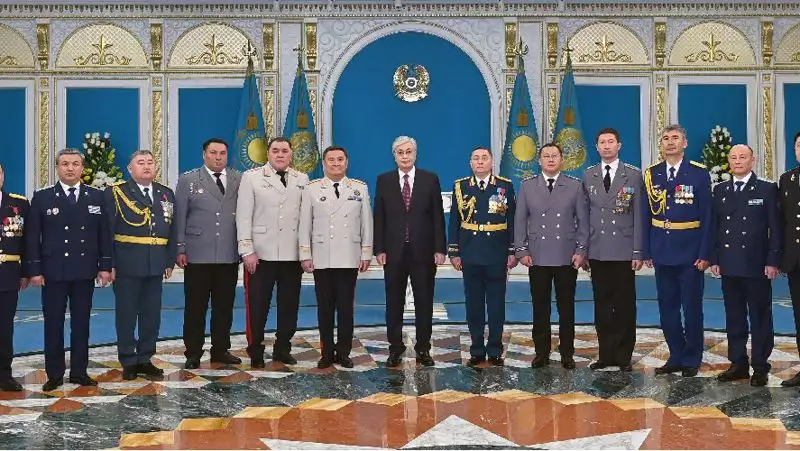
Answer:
[
  {"left": 623, "top": 163, "right": 641, "bottom": 171},
  {"left": 647, "top": 161, "right": 662, "bottom": 169},
  {"left": 494, "top": 175, "right": 511, "bottom": 183},
  {"left": 288, "top": 167, "right": 300, "bottom": 176},
  {"left": 690, "top": 160, "right": 706, "bottom": 169},
  {"left": 245, "top": 166, "right": 262, "bottom": 173},
  {"left": 563, "top": 174, "right": 580, "bottom": 181},
  {"left": 522, "top": 174, "right": 538, "bottom": 181},
  {"left": 307, "top": 178, "right": 323, "bottom": 185},
  {"left": 758, "top": 177, "right": 776, "bottom": 183},
  {"left": 349, "top": 178, "right": 367, "bottom": 185},
  {"left": 8, "top": 193, "right": 26, "bottom": 200},
  {"left": 35, "top": 184, "right": 54, "bottom": 192},
  {"left": 454, "top": 176, "right": 470, "bottom": 183},
  {"left": 111, "top": 181, "right": 125, "bottom": 186},
  {"left": 587, "top": 163, "right": 600, "bottom": 170},
  {"left": 181, "top": 168, "right": 199, "bottom": 175}
]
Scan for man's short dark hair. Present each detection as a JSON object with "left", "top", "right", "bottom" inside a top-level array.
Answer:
[
  {"left": 268, "top": 136, "right": 292, "bottom": 150},
  {"left": 202, "top": 138, "right": 228, "bottom": 152},
  {"left": 596, "top": 128, "right": 621, "bottom": 143},
  {"left": 471, "top": 146, "right": 492, "bottom": 157},
  {"left": 322, "top": 146, "right": 348, "bottom": 160},
  {"left": 794, "top": 131, "right": 800, "bottom": 145},
  {"left": 539, "top": 142, "right": 562, "bottom": 157}
]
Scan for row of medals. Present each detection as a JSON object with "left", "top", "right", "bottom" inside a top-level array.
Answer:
[
  {"left": 675, "top": 185, "right": 695, "bottom": 205},
  {"left": 2, "top": 216, "right": 23, "bottom": 237}
]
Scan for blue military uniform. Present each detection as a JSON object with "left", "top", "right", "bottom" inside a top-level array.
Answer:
[
  {"left": 0, "top": 191, "right": 29, "bottom": 386},
  {"left": 643, "top": 159, "right": 712, "bottom": 371},
  {"left": 104, "top": 179, "right": 177, "bottom": 371},
  {"left": 447, "top": 174, "right": 515, "bottom": 360},
  {"left": 25, "top": 183, "right": 112, "bottom": 381},
  {"left": 710, "top": 172, "right": 781, "bottom": 374}
]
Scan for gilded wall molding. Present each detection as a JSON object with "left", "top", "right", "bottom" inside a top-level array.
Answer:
[
  {"left": 264, "top": 89, "right": 275, "bottom": 138},
  {"left": 775, "top": 23, "right": 800, "bottom": 65},
  {"left": 546, "top": 22, "right": 558, "bottom": 69},
  {"left": 167, "top": 22, "right": 257, "bottom": 70},
  {"left": 668, "top": 20, "right": 756, "bottom": 67},
  {"left": 150, "top": 22, "right": 163, "bottom": 71},
  {"left": 152, "top": 90, "right": 163, "bottom": 183},
  {"left": 548, "top": 87, "right": 557, "bottom": 141},
  {"left": 304, "top": 21, "right": 317, "bottom": 71},
  {"left": 38, "top": 89, "right": 50, "bottom": 188},
  {"left": 504, "top": 21, "right": 518, "bottom": 70},
  {"left": 55, "top": 23, "right": 148, "bottom": 69},
  {"left": 0, "top": 24, "right": 35, "bottom": 69},
  {"left": 655, "top": 22, "right": 666, "bottom": 68},
  {"left": 36, "top": 22, "right": 49, "bottom": 70},
  {"left": 655, "top": 86, "right": 667, "bottom": 160},
  {"left": 566, "top": 21, "right": 649, "bottom": 66},
  {"left": 763, "top": 85, "right": 773, "bottom": 179},
  {"left": 263, "top": 21, "right": 275, "bottom": 72},
  {"left": 761, "top": 21, "right": 773, "bottom": 66}
]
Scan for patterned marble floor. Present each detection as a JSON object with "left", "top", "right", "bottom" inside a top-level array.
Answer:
[{"left": 4, "top": 325, "right": 800, "bottom": 449}]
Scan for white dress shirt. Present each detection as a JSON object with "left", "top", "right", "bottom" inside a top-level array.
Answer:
[
  {"left": 137, "top": 183, "right": 153, "bottom": 202},
  {"left": 59, "top": 181, "right": 80, "bottom": 199},
  {"left": 205, "top": 166, "right": 227, "bottom": 189},
  {"left": 398, "top": 166, "right": 416, "bottom": 193},
  {"left": 475, "top": 174, "right": 491, "bottom": 189},
  {"left": 667, "top": 160, "right": 683, "bottom": 179},
  {"left": 601, "top": 159, "right": 620, "bottom": 182},
  {"left": 543, "top": 172, "right": 560, "bottom": 185},
  {"left": 733, "top": 172, "right": 752, "bottom": 190}
]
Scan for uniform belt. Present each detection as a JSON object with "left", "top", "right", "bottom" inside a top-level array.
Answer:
[
  {"left": 114, "top": 234, "right": 169, "bottom": 246},
  {"left": 461, "top": 223, "right": 507, "bottom": 232},
  {"left": 0, "top": 254, "right": 21, "bottom": 263},
  {"left": 651, "top": 219, "right": 701, "bottom": 230}
]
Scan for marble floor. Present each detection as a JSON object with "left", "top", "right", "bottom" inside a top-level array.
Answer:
[{"left": 4, "top": 325, "right": 800, "bottom": 449}]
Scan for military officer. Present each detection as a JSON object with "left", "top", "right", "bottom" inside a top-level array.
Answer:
[
  {"left": 643, "top": 124, "right": 712, "bottom": 378},
  {"left": 448, "top": 146, "right": 516, "bottom": 367},
  {"left": 0, "top": 162, "right": 29, "bottom": 392},
  {"left": 514, "top": 143, "right": 589, "bottom": 369},
  {"left": 174, "top": 138, "right": 242, "bottom": 369},
  {"left": 236, "top": 137, "right": 308, "bottom": 368},
  {"left": 299, "top": 146, "right": 372, "bottom": 369},
  {"left": 779, "top": 132, "right": 800, "bottom": 387},
  {"left": 26, "top": 149, "right": 113, "bottom": 391},
  {"left": 710, "top": 144, "right": 780, "bottom": 387},
  {"left": 105, "top": 150, "right": 177, "bottom": 381},
  {"left": 582, "top": 128, "right": 644, "bottom": 372}
]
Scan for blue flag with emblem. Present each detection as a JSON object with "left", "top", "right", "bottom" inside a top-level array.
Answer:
[
  {"left": 284, "top": 48, "right": 322, "bottom": 180},
  {"left": 233, "top": 53, "right": 269, "bottom": 171},
  {"left": 553, "top": 50, "right": 591, "bottom": 177},
  {"left": 499, "top": 47, "right": 539, "bottom": 189}
]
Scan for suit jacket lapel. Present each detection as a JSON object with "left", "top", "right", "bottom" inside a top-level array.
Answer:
[
  {"left": 605, "top": 163, "right": 628, "bottom": 206},
  {"left": 540, "top": 176, "right": 554, "bottom": 212},
  {"left": 225, "top": 170, "right": 241, "bottom": 201},
  {"left": 263, "top": 165, "right": 286, "bottom": 196},
  {"left": 199, "top": 167, "right": 224, "bottom": 202},
  {"left": 126, "top": 180, "right": 151, "bottom": 208},
  {"left": 392, "top": 171, "right": 407, "bottom": 214},
  {"left": 409, "top": 171, "right": 422, "bottom": 213}
]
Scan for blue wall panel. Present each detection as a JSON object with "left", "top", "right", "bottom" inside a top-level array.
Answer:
[
  {"left": 784, "top": 83, "right": 800, "bottom": 171},
  {"left": 67, "top": 88, "right": 140, "bottom": 177},
  {"left": 333, "top": 31, "right": 490, "bottom": 193},
  {"left": 178, "top": 87, "right": 242, "bottom": 174},
  {"left": 575, "top": 84, "right": 642, "bottom": 168},
  {"left": 0, "top": 88, "right": 27, "bottom": 195},
  {"left": 677, "top": 84, "right": 748, "bottom": 163}
]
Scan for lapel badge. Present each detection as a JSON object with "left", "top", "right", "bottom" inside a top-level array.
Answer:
[
  {"left": 793, "top": 173, "right": 796, "bottom": 182},
  {"left": 52, "top": 207, "right": 59, "bottom": 215},
  {"left": 354, "top": 190, "right": 360, "bottom": 196},
  {"left": 320, "top": 196, "right": 326, "bottom": 202},
  {"left": 55, "top": 192, "right": 60, "bottom": 197},
  {"left": 46, "top": 208, "right": 52, "bottom": 215}
]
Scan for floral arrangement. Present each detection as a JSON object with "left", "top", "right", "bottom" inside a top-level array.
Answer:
[
  {"left": 81, "top": 132, "right": 124, "bottom": 189},
  {"left": 701, "top": 125, "right": 733, "bottom": 187}
]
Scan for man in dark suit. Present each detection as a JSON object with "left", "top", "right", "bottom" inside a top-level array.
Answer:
[
  {"left": 778, "top": 131, "right": 800, "bottom": 387},
  {"left": 175, "top": 138, "right": 242, "bottom": 369},
  {"left": 26, "top": 149, "right": 113, "bottom": 391},
  {"left": 374, "top": 136, "right": 446, "bottom": 368},
  {"left": 0, "top": 162, "right": 30, "bottom": 392},
  {"left": 710, "top": 144, "right": 781, "bottom": 387},
  {"left": 105, "top": 150, "right": 177, "bottom": 380}
]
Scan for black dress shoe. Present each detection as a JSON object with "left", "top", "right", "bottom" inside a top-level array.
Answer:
[
  {"left": 531, "top": 355, "right": 550, "bottom": 368},
  {"left": 589, "top": 361, "right": 613, "bottom": 371},
  {"left": 654, "top": 364, "right": 682, "bottom": 375},
  {"left": 386, "top": 352, "right": 403, "bottom": 368},
  {"left": 210, "top": 352, "right": 242, "bottom": 365},
  {"left": 122, "top": 366, "right": 138, "bottom": 381},
  {"left": 68, "top": 375, "right": 98, "bottom": 386},
  {"left": 561, "top": 357, "right": 576, "bottom": 370},
  {"left": 467, "top": 356, "right": 485, "bottom": 367},
  {"left": 317, "top": 356, "right": 333, "bottom": 369},
  {"left": 681, "top": 367, "right": 699, "bottom": 377},
  {"left": 251, "top": 359, "right": 266, "bottom": 369},
  {"left": 273, "top": 352, "right": 297, "bottom": 365},
  {"left": 184, "top": 359, "right": 200, "bottom": 370},
  {"left": 488, "top": 356, "right": 504, "bottom": 366},
  {"left": 619, "top": 362, "right": 633, "bottom": 372},
  {"left": 717, "top": 365, "right": 750, "bottom": 382},
  {"left": 42, "top": 377, "right": 63, "bottom": 392},
  {"left": 137, "top": 362, "right": 164, "bottom": 377},
  {"left": 416, "top": 351, "right": 435, "bottom": 367},
  {"left": 0, "top": 378, "right": 22, "bottom": 392},
  {"left": 781, "top": 372, "right": 800, "bottom": 387},
  {"left": 751, "top": 372, "right": 768, "bottom": 387},
  {"left": 338, "top": 356, "right": 354, "bottom": 369}
]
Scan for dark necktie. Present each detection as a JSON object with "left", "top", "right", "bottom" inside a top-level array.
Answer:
[
  {"left": 603, "top": 165, "right": 612, "bottom": 192},
  {"left": 276, "top": 170, "right": 287, "bottom": 187},
  {"left": 735, "top": 181, "right": 744, "bottom": 192},
  {"left": 333, "top": 182, "right": 340, "bottom": 199},
  {"left": 142, "top": 187, "right": 152, "bottom": 206},
  {"left": 68, "top": 187, "right": 77, "bottom": 205},
  {"left": 402, "top": 174, "right": 411, "bottom": 242},
  {"left": 479, "top": 180, "right": 485, "bottom": 191},
  {"left": 213, "top": 172, "right": 225, "bottom": 195},
  {"left": 668, "top": 167, "right": 676, "bottom": 182},
  {"left": 547, "top": 178, "right": 555, "bottom": 193}
]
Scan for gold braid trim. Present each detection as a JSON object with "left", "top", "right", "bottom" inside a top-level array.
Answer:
[
  {"left": 454, "top": 181, "right": 476, "bottom": 223},
  {"left": 112, "top": 184, "right": 151, "bottom": 227},
  {"left": 644, "top": 167, "right": 666, "bottom": 216}
]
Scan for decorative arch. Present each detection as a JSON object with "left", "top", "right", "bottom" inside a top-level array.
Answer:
[
  {"left": 168, "top": 22, "right": 257, "bottom": 70},
  {"left": 566, "top": 22, "right": 649, "bottom": 66},
  {"left": 776, "top": 23, "right": 800, "bottom": 65},
  {"left": 56, "top": 23, "right": 148, "bottom": 69},
  {"left": 0, "top": 23, "right": 35, "bottom": 69},
  {"left": 320, "top": 20, "right": 502, "bottom": 163},
  {"left": 668, "top": 21, "right": 756, "bottom": 67}
]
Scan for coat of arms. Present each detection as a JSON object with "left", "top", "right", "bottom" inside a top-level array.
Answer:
[{"left": 393, "top": 64, "right": 430, "bottom": 102}]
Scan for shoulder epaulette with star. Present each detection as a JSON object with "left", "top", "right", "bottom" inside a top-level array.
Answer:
[
  {"left": 349, "top": 178, "right": 367, "bottom": 185},
  {"left": 245, "top": 166, "right": 262, "bottom": 173},
  {"left": 454, "top": 176, "right": 470, "bottom": 184},
  {"left": 690, "top": 160, "right": 706, "bottom": 169},
  {"left": 623, "top": 163, "right": 641, "bottom": 172},
  {"left": 8, "top": 193, "right": 26, "bottom": 200},
  {"left": 587, "top": 163, "right": 600, "bottom": 170},
  {"left": 563, "top": 174, "right": 581, "bottom": 181},
  {"left": 35, "top": 184, "right": 54, "bottom": 192},
  {"left": 647, "top": 161, "right": 662, "bottom": 169},
  {"left": 758, "top": 177, "right": 776, "bottom": 184},
  {"left": 181, "top": 168, "right": 199, "bottom": 175},
  {"left": 306, "top": 178, "right": 323, "bottom": 185},
  {"left": 112, "top": 180, "right": 125, "bottom": 186},
  {"left": 288, "top": 167, "right": 301, "bottom": 176},
  {"left": 494, "top": 175, "right": 512, "bottom": 183}
]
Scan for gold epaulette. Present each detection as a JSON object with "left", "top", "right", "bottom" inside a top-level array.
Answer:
[
  {"left": 690, "top": 160, "right": 706, "bottom": 169},
  {"left": 111, "top": 180, "right": 125, "bottom": 186},
  {"left": 349, "top": 178, "right": 367, "bottom": 185},
  {"left": 307, "top": 178, "right": 322, "bottom": 184},
  {"left": 8, "top": 193, "right": 26, "bottom": 200},
  {"left": 494, "top": 175, "right": 511, "bottom": 183},
  {"left": 245, "top": 166, "right": 262, "bottom": 173},
  {"left": 454, "top": 176, "right": 470, "bottom": 184},
  {"left": 647, "top": 161, "right": 661, "bottom": 169}
]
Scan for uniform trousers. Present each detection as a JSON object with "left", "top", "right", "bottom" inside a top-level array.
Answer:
[
  {"left": 462, "top": 264, "right": 507, "bottom": 358},
  {"left": 313, "top": 268, "right": 358, "bottom": 358},
  {"left": 589, "top": 260, "right": 637, "bottom": 365},
  {"left": 654, "top": 264, "right": 704, "bottom": 368},
  {"left": 785, "top": 267, "right": 800, "bottom": 352},
  {"left": 114, "top": 276, "right": 163, "bottom": 367},
  {"left": 529, "top": 265, "right": 577, "bottom": 357},
  {"left": 182, "top": 263, "right": 239, "bottom": 359},
  {"left": 722, "top": 276, "right": 773, "bottom": 372},
  {"left": 384, "top": 242, "right": 435, "bottom": 354},
  {"left": 244, "top": 260, "right": 302, "bottom": 358},
  {"left": 0, "top": 290, "right": 19, "bottom": 380},
  {"left": 42, "top": 280, "right": 94, "bottom": 379}
]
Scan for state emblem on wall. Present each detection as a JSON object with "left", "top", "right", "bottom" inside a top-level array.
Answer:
[{"left": 393, "top": 64, "right": 430, "bottom": 102}]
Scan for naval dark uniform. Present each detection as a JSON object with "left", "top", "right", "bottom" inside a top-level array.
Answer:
[
  {"left": 0, "top": 191, "right": 29, "bottom": 384},
  {"left": 105, "top": 180, "right": 177, "bottom": 368},
  {"left": 778, "top": 167, "right": 800, "bottom": 356},
  {"left": 643, "top": 160, "right": 712, "bottom": 370},
  {"left": 710, "top": 173, "right": 780, "bottom": 374},
  {"left": 447, "top": 175, "right": 515, "bottom": 359},
  {"left": 26, "top": 183, "right": 112, "bottom": 380}
]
